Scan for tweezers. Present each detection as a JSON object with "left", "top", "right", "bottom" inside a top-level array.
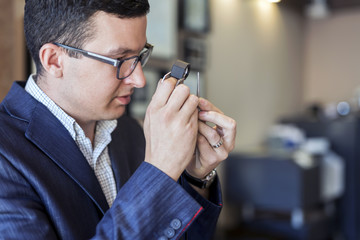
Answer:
[{"left": 195, "top": 72, "right": 201, "bottom": 169}]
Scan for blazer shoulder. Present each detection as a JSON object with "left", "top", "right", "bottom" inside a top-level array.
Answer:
[{"left": 0, "top": 81, "right": 37, "bottom": 123}]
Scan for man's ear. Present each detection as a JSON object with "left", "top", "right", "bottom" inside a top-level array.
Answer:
[{"left": 39, "top": 43, "right": 64, "bottom": 78}]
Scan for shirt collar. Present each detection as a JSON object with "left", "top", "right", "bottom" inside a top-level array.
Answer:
[{"left": 24, "top": 75, "right": 117, "bottom": 141}]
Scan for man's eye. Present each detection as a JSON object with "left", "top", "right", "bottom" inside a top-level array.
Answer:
[{"left": 116, "top": 56, "right": 126, "bottom": 61}]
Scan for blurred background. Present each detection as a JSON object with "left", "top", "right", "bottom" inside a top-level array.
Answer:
[{"left": 2, "top": 0, "right": 360, "bottom": 239}]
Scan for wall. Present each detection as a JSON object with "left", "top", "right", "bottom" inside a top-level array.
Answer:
[
  {"left": 0, "top": 0, "right": 15, "bottom": 101},
  {"left": 207, "top": 0, "right": 304, "bottom": 154},
  {"left": 303, "top": 8, "right": 360, "bottom": 107},
  {"left": 0, "top": 0, "right": 26, "bottom": 101}
]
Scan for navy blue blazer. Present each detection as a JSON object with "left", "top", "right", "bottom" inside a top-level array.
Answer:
[{"left": 0, "top": 82, "right": 222, "bottom": 240}]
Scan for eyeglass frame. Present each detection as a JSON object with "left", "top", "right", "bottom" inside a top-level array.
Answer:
[{"left": 53, "top": 42, "right": 154, "bottom": 80}]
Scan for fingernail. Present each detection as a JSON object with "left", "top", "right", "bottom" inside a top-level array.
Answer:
[{"left": 199, "top": 98, "right": 206, "bottom": 105}]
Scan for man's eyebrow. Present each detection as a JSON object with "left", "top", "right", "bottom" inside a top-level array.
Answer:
[
  {"left": 105, "top": 47, "right": 133, "bottom": 57},
  {"left": 105, "top": 43, "right": 148, "bottom": 57}
]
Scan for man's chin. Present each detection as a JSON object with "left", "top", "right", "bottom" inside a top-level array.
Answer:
[{"left": 99, "top": 108, "right": 126, "bottom": 121}]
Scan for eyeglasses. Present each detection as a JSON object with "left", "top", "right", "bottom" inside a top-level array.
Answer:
[{"left": 53, "top": 42, "right": 153, "bottom": 80}]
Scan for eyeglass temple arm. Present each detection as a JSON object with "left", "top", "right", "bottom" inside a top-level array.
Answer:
[
  {"left": 53, "top": 43, "right": 119, "bottom": 67},
  {"left": 85, "top": 52, "right": 119, "bottom": 67}
]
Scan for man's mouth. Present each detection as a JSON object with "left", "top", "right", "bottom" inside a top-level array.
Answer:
[{"left": 116, "top": 94, "right": 132, "bottom": 105}]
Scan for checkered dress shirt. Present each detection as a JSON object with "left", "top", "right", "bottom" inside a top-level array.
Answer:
[{"left": 25, "top": 75, "right": 117, "bottom": 207}]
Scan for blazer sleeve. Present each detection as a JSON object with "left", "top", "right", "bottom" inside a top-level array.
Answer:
[
  {"left": 180, "top": 175, "right": 223, "bottom": 240},
  {"left": 96, "top": 115, "right": 223, "bottom": 240},
  {"left": 0, "top": 156, "right": 214, "bottom": 240},
  {"left": 92, "top": 162, "right": 204, "bottom": 240}
]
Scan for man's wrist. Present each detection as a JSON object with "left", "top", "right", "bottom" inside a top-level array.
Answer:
[{"left": 183, "top": 169, "right": 217, "bottom": 189}]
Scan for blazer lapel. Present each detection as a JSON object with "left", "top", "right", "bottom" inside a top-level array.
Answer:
[
  {"left": 109, "top": 116, "right": 145, "bottom": 190},
  {"left": 4, "top": 82, "right": 109, "bottom": 214},
  {"left": 27, "top": 103, "right": 110, "bottom": 214}
]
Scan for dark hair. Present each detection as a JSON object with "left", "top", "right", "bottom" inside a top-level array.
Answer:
[{"left": 24, "top": 0, "right": 150, "bottom": 76}]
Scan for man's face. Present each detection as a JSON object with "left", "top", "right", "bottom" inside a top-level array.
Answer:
[{"left": 58, "top": 12, "right": 147, "bottom": 124}]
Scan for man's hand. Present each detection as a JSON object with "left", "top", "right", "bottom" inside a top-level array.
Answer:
[
  {"left": 143, "top": 78, "right": 199, "bottom": 181},
  {"left": 186, "top": 98, "right": 237, "bottom": 179}
]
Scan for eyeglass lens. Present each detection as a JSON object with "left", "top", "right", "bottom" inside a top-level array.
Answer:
[{"left": 117, "top": 48, "right": 151, "bottom": 79}]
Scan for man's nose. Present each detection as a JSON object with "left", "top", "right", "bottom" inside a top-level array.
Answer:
[{"left": 123, "top": 63, "right": 146, "bottom": 88}]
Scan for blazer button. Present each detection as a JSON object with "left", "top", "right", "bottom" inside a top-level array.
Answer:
[
  {"left": 164, "top": 227, "right": 175, "bottom": 238},
  {"left": 158, "top": 236, "right": 168, "bottom": 240},
  {"left": 170, "top": 218, "right": 182, "bottom": 230}
]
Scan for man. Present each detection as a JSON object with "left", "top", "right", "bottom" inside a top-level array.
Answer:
[{"left": 0, "top": 0, "right": 236, "bottom": 239}]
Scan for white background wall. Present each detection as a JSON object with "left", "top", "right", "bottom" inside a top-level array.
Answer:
[
  {"left": 303, "top": 9, "right": 360, "bottom": 107},
  {"left": 207, "top": 0, "right": 304, "bottom": 153}
]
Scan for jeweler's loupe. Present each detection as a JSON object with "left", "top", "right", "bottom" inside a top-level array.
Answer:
[{"left": 162, "top": 60, "right": 191, "bottom": 85}]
